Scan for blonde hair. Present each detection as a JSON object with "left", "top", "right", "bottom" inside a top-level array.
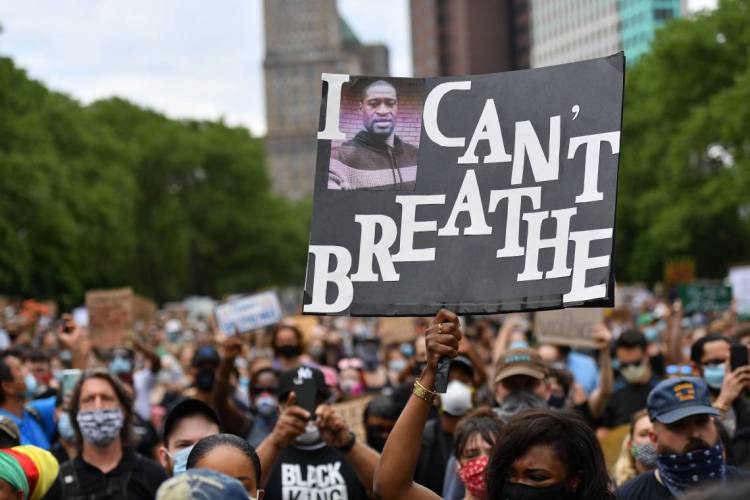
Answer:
[{"left": 613, "top": 409, "right": 649, "bottom": 486}]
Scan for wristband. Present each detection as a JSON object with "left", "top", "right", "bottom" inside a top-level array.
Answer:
[{"left": 336, "top": 431, "right": 356, "bottom": 453}]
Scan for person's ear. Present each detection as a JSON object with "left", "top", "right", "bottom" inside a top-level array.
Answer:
[{"left": 157, "top": 446, "right": 170, "bottom": 469}]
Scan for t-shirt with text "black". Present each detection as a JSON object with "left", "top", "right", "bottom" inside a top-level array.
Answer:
[{"left": 265, "top": 443, "right": 368, "bottom": 500}]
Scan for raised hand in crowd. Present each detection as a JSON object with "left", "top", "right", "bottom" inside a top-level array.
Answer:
[
  {"left": 256, "top": 391, "right": 309, "bottom": 486},
  {"left": 714, "top": 363, "right": 750, "bottom": 413},
  {"left": 588, "top": 322, "right": 614, "bottom": 420},
  {"left": 374, "top": 308, "right": 460, "bottom": 500},
  {"left": 57, "top": 312, "right": 91, "bottom": 370}
]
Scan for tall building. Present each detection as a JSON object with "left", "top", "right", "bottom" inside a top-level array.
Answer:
[
  {"left": 531, "top": 0, "right": 621, "bottom": 68},
  {"left": 410, "top": 0, "right": 529, "bottom": 77},
  {"left": 530, "top": 0, "right": 683, "bottom": 68},
  {"left": 620, "top": 0, "right": 682, "bottom": 61},
  {"left": 263, "top": 0, "right": 388, "bottom": 199}
]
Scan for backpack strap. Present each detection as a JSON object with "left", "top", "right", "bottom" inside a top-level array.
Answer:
[{"left": 59, "top": 460, "right": 82, "bottom": 499}]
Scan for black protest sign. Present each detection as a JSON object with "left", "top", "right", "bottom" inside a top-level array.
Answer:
[{"left": 304, "top": 54, "right": 624, "bottom": 316}]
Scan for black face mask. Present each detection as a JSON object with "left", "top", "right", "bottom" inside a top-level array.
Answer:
[
  {"left": 276, "top": 345, "right": 302, "bottom": 359},
  {"left": 501, "top": 481, "right": 572, "bottom": 500},
  {"left": 365, "top": 426, "right": 390, "bottom": 453},
  {"left": 195, "top": 370, "right": 215, "bottom": 392},
  {"left": 547, "top": 394, "right": 566, "bottom": 408}
]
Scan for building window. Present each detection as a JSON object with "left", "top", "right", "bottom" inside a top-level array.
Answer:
[{"left": 654, "top": 8, "right": 674, "bottom": 21}]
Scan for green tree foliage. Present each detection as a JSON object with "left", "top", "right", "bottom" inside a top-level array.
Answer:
[
  {"left": 0, "top": 58, "right": 310, "bottom": 307},
  {"left": 617, "top": 0, "right": 750, "bottom": 282}
]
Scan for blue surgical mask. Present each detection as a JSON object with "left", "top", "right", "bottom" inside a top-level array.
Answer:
[
  {"left": 703, "top": 363, "right": 725, "bottom": 390},
  {"left": 254, "top": 394, "right": 278, "bottom": 418},
  {"left": 23, "top": 373, "right": 37, "bottom": 399},
  {"left": 644, "top": 326, "right": 660, "bottom": 343},
  {"left": 388, "top": 358, "right": 407, "bottom": 374},
  {"left": 109, "top": 356, "right": 133, "bottom": 375},
  {"left": 510, "top": 340, "right": 529, "bottom": 350},
  {"left": 57, "top": 412, "right": 76, "bottom": 441},
  {"left": 169, "top": 445, "right": 194, "bottom": 475}
]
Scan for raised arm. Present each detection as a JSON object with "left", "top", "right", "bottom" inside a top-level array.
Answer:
[
  {"left": 316, "top": 405, "right": 380, "bottom": 496},
  {"left": 588, "top": 323, "right": 614, "bottom": 420},
  {"left": 373, "top": 309, "right": 460, "bottom": 500},
  {"left": 213, "top": 337, "right": 253, "bottom": 437},
  {"left": 133, "top": 334, "right": 161, "bottom": 373},
  {"left": 492, "top": 315, "right": 524, "bottom": 365},
  {"left": 256, "top": 392, "right": 309, "bottom": 487},
  {"left": 58, "top": 313, "right": 90, "bottom": 370}
]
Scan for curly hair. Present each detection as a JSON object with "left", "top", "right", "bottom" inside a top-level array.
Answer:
[{"left": 486, "top": 409, "right": 615, "bottom": 500}]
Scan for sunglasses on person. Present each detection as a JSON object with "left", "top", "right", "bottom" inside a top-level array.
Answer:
[{"left": 666, "top": 364, "right": 693, "bottom": 376}]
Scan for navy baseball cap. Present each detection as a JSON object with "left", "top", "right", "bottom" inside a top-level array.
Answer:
[{"left": 647, "top": 377, "right": 720, "bottom": 424}]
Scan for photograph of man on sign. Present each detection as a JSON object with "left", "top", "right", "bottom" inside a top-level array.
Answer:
[{"left": 328, "top": 78, "right": 422, "bottom": 191}]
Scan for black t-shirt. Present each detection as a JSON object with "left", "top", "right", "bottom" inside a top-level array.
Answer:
[
  {"left": 414, "top": 418, "right": 454, "bottom": 495},
  {"left": 44, "top": 448, "right": 168, "bottom": 499},
  {"left": 601, "top": 378, "right": 659, "bottom": 428},
  {"left": 265, "top": 443, "right": 368, "bottom": 500},
  {"left": 617, "top": 467, "right": 750, "bottom": 500}
]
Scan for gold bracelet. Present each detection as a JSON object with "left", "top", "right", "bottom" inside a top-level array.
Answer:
[{"left": 413, "top": 378, "right": 436, "bottom": 404}]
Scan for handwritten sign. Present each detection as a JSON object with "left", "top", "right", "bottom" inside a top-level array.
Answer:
[
  {"left": 534, "top": 308, "right": 603, "bottom": 348},
  {"left": 678, "top": 283, "right": 732, "bottom": 313},
  {"left": 215, "top": 291, "right": 283, "bottom": 335}
]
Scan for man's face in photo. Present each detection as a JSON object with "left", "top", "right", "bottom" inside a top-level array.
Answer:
[{"left": 361, "top": 81, "right": 398, "bottom": 139}]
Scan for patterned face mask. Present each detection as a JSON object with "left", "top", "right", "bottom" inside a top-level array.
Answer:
[
  {"left": 458, "top": 455, "right": 489, "bottom": 500},
  {"left": 631, "top": 442, "right": 658, "bottom": 469},
  {"left": 656, "top": 443, "right": 726, "bottom": 496},
  {"left": 77, "top": 408, "right": 124, "bottom": 446}
]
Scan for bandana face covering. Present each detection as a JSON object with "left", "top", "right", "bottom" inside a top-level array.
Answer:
[
  {"left": 458, "top": 455, "right": 489, "bottom": 500},
  {"left": 77, "top": 408, "right": 124, "bottom": 446},
  {"left": 656, "top": 443, "right": 725, "bottom": 496}
]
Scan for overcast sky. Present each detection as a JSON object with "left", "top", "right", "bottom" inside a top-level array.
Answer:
[{"left": 0, "top": 0, "right": 715, "bottom": 136}]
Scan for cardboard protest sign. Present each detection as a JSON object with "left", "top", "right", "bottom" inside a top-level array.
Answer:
[
  {"left": 85, "top": 287, "right": 133, "bottom": 348},
  {"left": 729, "top": 266, "right": 750, "bottom": 315},
  {"left": 215, "top": 291, "right": 283, "bottom": 335},
  {"left": 331, "top": 396, "right": 373, "bottom": 442},
  {"left": 132, "top": 295, "right": 157, "bottom": 325},
  {"left": 665, "top": 258, "right": 695, "bottom": 287},
  {"left": 533, "top": 308, "right": 603, "bottom": 348},
  {"left": 304, "top": 54, "right": 624, "bottom": 316},
  {"left": 678, "top": 283, "right": 732, "bottom": 313},
  {"left": 377, "top": 317, "right": 417, "bottom": 344}
]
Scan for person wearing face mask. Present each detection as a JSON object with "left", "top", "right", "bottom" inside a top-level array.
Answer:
[
  {"left": 614, "top": 409, "right": 656, "bottom": 486},
  {"left": 45, "top": 369, "right": 167, "bottom": 499},
  {"left": 0, "top": 351, "right": 56, "bottom": 449},
  {"left": 158, "top": 398, "right": 220, "bottom": 476},
  {"left": 338, "top": 358, "right": 367, "bottom": 400},
  {"left": 50, "top": 398, "right": 77, "bottom": 464},
  {"left": 599, "top": 330, "right": 661, "bottom": 433},
  {"left": 256, "top": 365, "right": 380, "bottom": 499},
  {"left": 618, "top": 377, "right": 750, "bottom": 499},
  {"left": 271, "top": 325, "right": 305, "bottom": 372},
  {"left": 182, "top": 345, "right": 220, "bottom": 407},
  {"left": 413, "top": 355, "right": 476, "bottom": 495},
  {"left": 363, "top": 396, "right": 400, "bottom": 453},
  {"left": 444, "top": 407, "right": 503, "bottom": 500},
  {"left": 492, "top": 348, "right": 551, "bottom": 422},
  {"left": 485, "top": 409, "right": 615, "bottom": 499},
  {"left": 213, "top": 338, "right": 281, "bottom": 447},
  {"left": 690, "top": 335, "right": 750, "bottom": 439}
]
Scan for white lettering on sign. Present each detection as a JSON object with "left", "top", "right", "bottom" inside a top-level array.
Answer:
[{"left": 281, "top": 462, "right": 348, "bottom": 500}]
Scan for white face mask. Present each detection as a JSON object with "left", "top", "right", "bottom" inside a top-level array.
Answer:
[{"left": 441, "top": 380, "right": 473, "bottom": 416}]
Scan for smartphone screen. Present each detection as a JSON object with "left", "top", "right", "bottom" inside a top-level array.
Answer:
[{"left": 61, "top": 369, "right": 82, "bottom": 398}]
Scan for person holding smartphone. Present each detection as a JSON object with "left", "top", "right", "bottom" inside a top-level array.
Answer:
[{"left": 256, "top": 365, "right": 380, "bottom": 499}]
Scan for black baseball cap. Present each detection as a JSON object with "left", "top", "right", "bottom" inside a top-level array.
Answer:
[
  {"left": 647, "top": 377, "right": 720, "bottom": 424},
  {"left": 277, "top": 365, "right": 328, "bottom": 399},
  {"left": 162, "top": 398, "right": 220, "bottom": 444}
]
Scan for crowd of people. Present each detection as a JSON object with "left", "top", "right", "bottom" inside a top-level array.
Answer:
[{"left": 0, "top": 292, "right": 748, "bottom": 499}]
